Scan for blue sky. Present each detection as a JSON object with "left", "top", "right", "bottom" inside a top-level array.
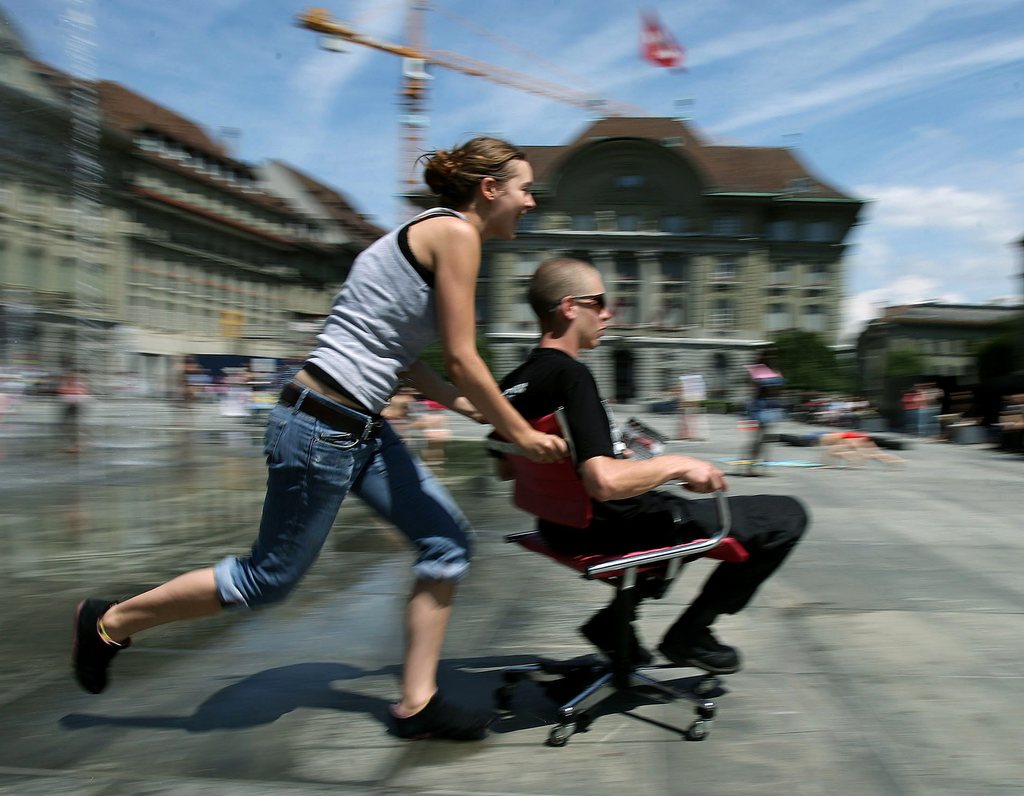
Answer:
[{"left": 7, "top": 0, "right": 1023, "bottom": 339}]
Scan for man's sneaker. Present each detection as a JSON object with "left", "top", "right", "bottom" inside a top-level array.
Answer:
[
  {"left": 73, "top": 598, "right": 130, "bottom": 694},
  {"left": 658, "top": 626, "right": 741, "bottom": 674},
  {"left": 390, "top": 690, "right": 495, "bottom": 740},
  {"left": 580, "top": 605, "right": 653, "bottom": 666}
]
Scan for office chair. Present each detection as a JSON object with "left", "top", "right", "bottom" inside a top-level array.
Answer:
[{"left": 488, "top": 411, "right": 747, "bottom": 746}]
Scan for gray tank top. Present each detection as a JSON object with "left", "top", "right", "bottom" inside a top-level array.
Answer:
[{"left": 306, "top": 208, "right": 466, "bottom": 414}]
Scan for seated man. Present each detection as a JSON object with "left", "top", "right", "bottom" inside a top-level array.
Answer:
[{"left": 494, "top": 258, "right": 808, "bottom": 674}]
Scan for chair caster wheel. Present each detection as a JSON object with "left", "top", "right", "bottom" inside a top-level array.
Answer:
[
  {"left": 494, "top": 684, "right": 515, "bottom": 710},
  {"left": 697, "top": 703, "right": 716, "bottom": 721},
  {"left": 548, "top": 722, "right": 575, "bottom": 747},
  {"left": 685, "top": 720, "right": 709, "bottom": 741}
]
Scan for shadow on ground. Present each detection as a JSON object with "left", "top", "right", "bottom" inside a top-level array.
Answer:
[{"left": 59, "top": 655, "right": 723, "bottom": 740}]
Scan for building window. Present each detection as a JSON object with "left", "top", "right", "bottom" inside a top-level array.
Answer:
[
  {"left": 475, "top": 278, "right": 491, "bottom": 325},
  {"left": 613, "top": 252, "right": 639, "bottom": 281},
  {"left": 770, "top": 261, "right": 791, "bottom": 284},
  {"left": 767, "top": 220, "right": 795, "bottom": 240},
  {"left": 710, "top": 298, "right": 735, "bottom": 328},
  {"left": 766, "top": 303, "right": 791, "bottom": 332},
  {"left": 803, "top": 221, "right": 835, "bottom": 242},
  {"left": 659, "top": 254, "right": 688, "bottom": 281},
  {"left": 801, "top": 304, "right": 826, "bottom": 333},
  {"left": 712, "top": 258, "right": 738, "bottom": 282},
  {"left": 617, "top": 214, "right": 639, "bottom": 232},
  {"left": 613, "top": 174, "right": 646, "bottom": 189},
  {"left": 22, "top": 195, "right": 43, "bottom": 219},
  {"left": 655, "top": 294, "right": 686, "bottom": 327},
  {"left": 660, "top": 215, "right": 688, "bottom": 233},
  {"left": 514, "top": 253, "right": 537, "bottom": 277},
  {"left": 23, "top": 247, "right": 44, "bottom": 289},
  {"left": 512, "top": 292, "right": 536, "bottom": 323},
  {"left": 59, "top": 258, "right": 75, "bottom": 294},
  {"left": 711, "top": 215, "right": 743, "bottom": 236},
  {"left": 570, "top": 213, "right": 594, "bottom": 231},
  {"left": 611, "top": 295, "right": 640, "bottom": 326},
  {"left": 807, "top": 262, "right": 830, "bottom": 285}
]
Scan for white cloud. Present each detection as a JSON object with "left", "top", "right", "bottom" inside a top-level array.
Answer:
[
  {"left": 691, "top": 0, "right": 886, "bottom": 68},
  {"left": 842, "top": 275, "right": 967, "bottom": 340},
  {"left": 713, "top": 32, "right": 1024, "bottom": 134},
  {"left": 858, "top": 184, "right": 1018, "bottom": 244}
]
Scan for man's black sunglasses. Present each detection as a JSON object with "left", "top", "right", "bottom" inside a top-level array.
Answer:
[{"left": 549, "top": 293, "right": 607, "bottom": 312}]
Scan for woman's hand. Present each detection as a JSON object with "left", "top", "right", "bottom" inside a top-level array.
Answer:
[{"left": 514, "top": 428, "right": 569, "bottom": 463}]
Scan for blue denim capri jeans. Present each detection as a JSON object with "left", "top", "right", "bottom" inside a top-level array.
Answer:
[{"left": 214, "top": 393, "right": 473, "bottom": 608}]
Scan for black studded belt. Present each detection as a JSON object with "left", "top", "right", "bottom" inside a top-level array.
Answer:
[{"left": 279, "top": 382, "right": 383, "bottom": 439}]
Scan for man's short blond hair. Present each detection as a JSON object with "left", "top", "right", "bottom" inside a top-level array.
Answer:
[{"left": 527, "top": 257, "right": 599, "bottom": 322}]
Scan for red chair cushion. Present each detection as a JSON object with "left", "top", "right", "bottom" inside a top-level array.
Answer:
[{"left": 497, "top": 413, "right": 593, "bottom": 528}]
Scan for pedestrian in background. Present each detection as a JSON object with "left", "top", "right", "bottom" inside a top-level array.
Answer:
[
  {"left": 743, "top": 365, "right": 784, "bottom": 476},
  {"left": 901, "top": 386, "right": 923, "bottom": 435},
  {"left": 56, "top": 358, "right": 91, "bottom": 455}
]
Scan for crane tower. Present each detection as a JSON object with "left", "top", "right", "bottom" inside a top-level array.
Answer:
[{"left": 297, "top": 5, "right": 640, "bottom": 203}]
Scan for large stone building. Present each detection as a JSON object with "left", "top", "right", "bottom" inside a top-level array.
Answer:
[
  {"left": 859, "top": 301, "right": 1023, "bottom": 383},
  {"left": 451, "top": 118, "right": 864, "bottom": 402},
  {"left": 0, "top": 12, "right": 381, "bottom": 395},
  {"left": 857, "top": 300, "right": 1023, "bottom": 422}
]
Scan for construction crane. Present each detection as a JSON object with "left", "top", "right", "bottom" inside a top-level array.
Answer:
[{"left": 297, "top": 5, "right": 640, "bottom": 199}]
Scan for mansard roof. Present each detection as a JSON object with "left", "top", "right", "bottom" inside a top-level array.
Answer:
[
  {"left": 881, "top": 302, "right": 1022, "bottom": 326},
  {"left": 523, "top": 116, "right": 857, "bottom": 201},
  {"left": 273, "top": 162, "right": 385, "bottom": 244},
  {"left": 97, "top": 81, "right": 231, "bottom": 160}
]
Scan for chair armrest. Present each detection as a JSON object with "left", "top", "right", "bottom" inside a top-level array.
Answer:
[
  {"left": 585, "top": 491, "right": 732, "bottom": 577},
  {"left": 485, "top": 439, "right": 522, "bottom": 456}
]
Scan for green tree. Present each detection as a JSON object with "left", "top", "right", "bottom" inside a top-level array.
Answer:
[
  {"left": 884, "top": 346, "right": 926, "bottom": 381},
  {"left": 416, "top": 335, "right": 495, "bottom": 382},
  {"left": 975, "top": 317, "right": 1020, "bottom": 383},
  {"left": 976, "top": 336, "right": 1015, "bottom": 383},
  {"left": 768, "top": 330, "right": 850, "bottom": 392}
]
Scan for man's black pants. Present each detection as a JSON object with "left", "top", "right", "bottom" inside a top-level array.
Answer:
[{"left": 540, "top": 493, "right": 808, "bottom": 623}]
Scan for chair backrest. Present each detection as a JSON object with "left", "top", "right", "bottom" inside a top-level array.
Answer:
[{"left": 492, "top": 411, "right": 593, "bottom": 529}]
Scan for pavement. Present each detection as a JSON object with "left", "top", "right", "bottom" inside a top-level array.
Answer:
[{"left": 1, "top": 401, "right": 1023, "bottom": 795}]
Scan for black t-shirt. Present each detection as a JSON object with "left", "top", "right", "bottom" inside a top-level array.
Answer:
[{"left": 498, "top": 348, "right": 667, "bottom": 527}]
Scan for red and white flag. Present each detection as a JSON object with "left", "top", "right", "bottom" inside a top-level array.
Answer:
[{"left": 640, "top": 9, "right": 685, "bottom": 69}]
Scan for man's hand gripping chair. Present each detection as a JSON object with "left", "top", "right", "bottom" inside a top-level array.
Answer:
[{"left": 489, "top": 412, "right": 748, "bottom": 747}]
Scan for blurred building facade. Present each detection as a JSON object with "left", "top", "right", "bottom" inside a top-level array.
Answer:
[
  {"left": 857, "top": 301, "right": 1024, "bottom": 416},
  {"left": 0, "top": 14, "right": 381, "bottom": 396},
  {"left": 1018, "top": 234, "right": 1024, "bottom": 373},
  {"left": 415, "top": 118, "right": 864, "bottom": 402},
  {"left": 4, "top": 9, "right": 865, "bottom": 405}
]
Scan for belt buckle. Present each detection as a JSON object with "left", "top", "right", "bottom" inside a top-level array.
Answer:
[{"left": 359, "top": 416, "right": 380, "bottom": 442}]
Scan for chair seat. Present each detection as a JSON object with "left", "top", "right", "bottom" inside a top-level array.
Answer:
[{"left": 509, "top": 530, "right": 749, "bottom": 580}]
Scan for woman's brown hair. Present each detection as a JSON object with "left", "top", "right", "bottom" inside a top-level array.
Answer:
[{"left": 421, "top": 136, "right": 527, "bottom": 208}]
